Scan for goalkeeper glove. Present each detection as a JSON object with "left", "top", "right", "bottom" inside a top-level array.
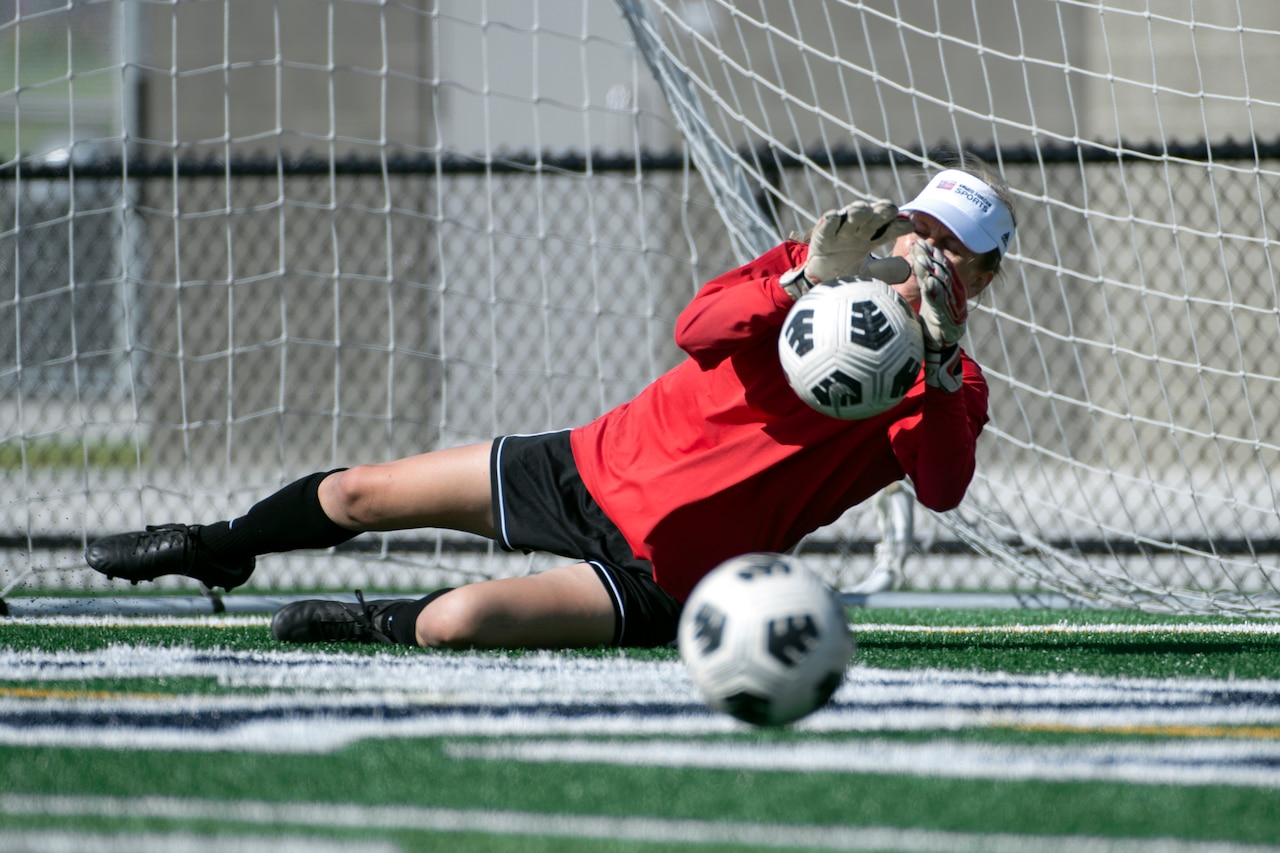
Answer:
[
  {"left": 911, "top": 240, "right": 969, "bottom": 393},
  {"left": 780, "top": 200, "right": 914, "bottom": 300},
  {"left": 923, "top": 343, "right": 965, "bottom": 394}
]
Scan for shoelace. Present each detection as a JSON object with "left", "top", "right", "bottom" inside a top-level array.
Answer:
[
  {"left": 141, "top": 523, "right": 251, "bottom": 588},
  {"left": 140, "top": 524, "right": 195, "bottom": 570},
  {"left": 317, "top": 590, "right": 386, "bottom": 643}
]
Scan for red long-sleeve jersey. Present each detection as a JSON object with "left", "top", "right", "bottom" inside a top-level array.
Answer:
[{"left": 569, "top": 241, "right": 988, "bottom": 601}]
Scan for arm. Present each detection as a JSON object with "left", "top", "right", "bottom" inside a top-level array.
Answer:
[
  {"left": 673, "top": 242, "right": 806, "bottom": 369},
  {"left": 888, "top": 357, "right": 989, "bottom": 511},
  {"left": 893, "top": 239, "right": 988, "bottom": 510}
]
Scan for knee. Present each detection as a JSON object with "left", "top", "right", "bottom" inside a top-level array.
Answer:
[
  {"left": 414, "top": 588, "right": 489, "bottom": 649},
  {"left": 319, "top": 465, "right": 384, "bottom": 529}
]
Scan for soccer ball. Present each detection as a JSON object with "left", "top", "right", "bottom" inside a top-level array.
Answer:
[
  {"left": 778, "top": 276, "right": 923, "bottom": 419},
  {"left": 678, "top": 553, "right": 855, "bottom": 726}
]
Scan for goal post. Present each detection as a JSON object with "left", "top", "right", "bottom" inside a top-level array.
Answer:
[{"left": 3, "top": 1, "right": 1279, "bottom": 615}]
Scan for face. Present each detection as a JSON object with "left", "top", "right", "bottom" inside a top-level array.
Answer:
[{"left": 889, "top": 212, "right": 995, "bottom": 310}]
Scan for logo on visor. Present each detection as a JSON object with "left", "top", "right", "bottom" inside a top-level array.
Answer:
[{"left": 937, "top": 180, "right": 956, "bottom": 190}]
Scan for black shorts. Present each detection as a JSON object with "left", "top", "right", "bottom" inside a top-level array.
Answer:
[{"left": 490, "top": 430, "right": 683, "bottom": 648}]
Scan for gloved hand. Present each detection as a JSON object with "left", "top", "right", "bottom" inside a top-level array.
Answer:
[
  {"left": 912, "top": 240, "right": 968, "bottom": 393},
  {"left": 780, "top": 200, "right": 914, "bottom": 299}
]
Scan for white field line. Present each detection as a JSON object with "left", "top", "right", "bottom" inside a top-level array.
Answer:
[
  {"left": 3, "top": 614, "right": 271, "bottom": 628},
  {"left": 6, "top": 645, "right": 1280, "bottom": 717},
  {"left": 448, "top": 735, "right": 1280, "bottom": 788},
  {"left": 852, "top": 622, "right": 1280, "bottom": 635},
  {"left": 3, "top": 645, "right": 1280, "bottom": 787},
  {"left": 0, "top": 828, "right": 394, "bottom": 853},
  {"left": 7, "top": 613, "right": 1280, "bottom": 635},
  {"left": 2, "top": 794, "right": 1278, "bottom": 853}
]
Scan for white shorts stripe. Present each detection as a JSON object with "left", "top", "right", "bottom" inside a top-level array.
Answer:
[{"left": 588, "top": 561, "right": 626, "bottom": 646}]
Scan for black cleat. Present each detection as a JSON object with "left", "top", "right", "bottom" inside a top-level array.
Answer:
[
  {"left": 270, "top": 591, "right": 401, "bottom": 644},
  {"left": 84, "top": 524, "right": 255, "bottom": 592}
]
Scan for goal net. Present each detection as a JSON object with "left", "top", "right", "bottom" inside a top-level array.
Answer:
[{"left": 4, "top": 1, "right": 1279, "bottom": 614}]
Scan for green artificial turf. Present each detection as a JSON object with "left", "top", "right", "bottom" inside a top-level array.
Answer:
[
  {"left": 7, "top": 607, "right": 1280, "bottom": 679},
  {"left": 4, "top": 607, "right": 1280, "bottom": 849}
]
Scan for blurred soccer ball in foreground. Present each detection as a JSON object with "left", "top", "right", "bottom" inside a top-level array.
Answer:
[
  {"left": 678, "top": 553, "right": 855, "bottom": 726},
  {"left": 778, "top": 276, "right": 923, "bottom": 419}
]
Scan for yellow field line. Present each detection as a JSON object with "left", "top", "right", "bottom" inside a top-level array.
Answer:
[
  {"left": 0, "top": 686, "right": 172, "bottom": 701},
  {"left": 1013, "top": 721, "right": 1280, "bottom": 740}
]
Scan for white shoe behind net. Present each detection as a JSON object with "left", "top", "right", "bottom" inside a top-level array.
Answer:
[{"left": 849, "top": 485, "right": 914, "bottom": 594}]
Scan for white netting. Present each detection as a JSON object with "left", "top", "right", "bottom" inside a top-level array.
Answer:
[
  {"left": 621, "top": 0, "right": 1280, "bottom": 612},
  {"left": 4, "top": 1, "right": 1280, "bottom": 612},
  {"left": 3, "top": 0, "right": 736, "bottom": 592}
]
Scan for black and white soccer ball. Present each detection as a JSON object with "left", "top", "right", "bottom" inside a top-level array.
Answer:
[
  {"left": 778, "top": 276, "right": 923, "bottom": 419},
  {"left": 678, "top": 553, "right": 855, "bottom": 726}
]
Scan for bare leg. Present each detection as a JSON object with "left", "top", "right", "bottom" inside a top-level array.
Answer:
[
  {"left": 417, "top": 563, "right": 616, "bottom": 649},
  {"left": 318, "top": 442, "right": 496, "bottom": 537},
  {"left": 318, "top": 444, "right": 617, "bottom": 648}
]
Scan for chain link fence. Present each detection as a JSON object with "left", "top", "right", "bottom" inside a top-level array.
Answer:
[{"left": 4, "top": 153, "right": 1278, "bottom": 595}]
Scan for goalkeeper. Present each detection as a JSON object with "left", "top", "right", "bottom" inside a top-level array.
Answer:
[{"left": 85, "top": 163, "right": 1016, "bottom": 649}]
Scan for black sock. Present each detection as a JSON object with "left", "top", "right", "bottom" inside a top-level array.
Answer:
[
  {"left": 381, "top": 588, "right": 454, "bottom": 646},
  {"left": 198, "top": 469, "right": 359, "bottom": 560}
]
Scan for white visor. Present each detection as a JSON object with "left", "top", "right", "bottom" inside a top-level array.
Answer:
[{"left": 901, "top": 169, "right": 1015, "bottom": 258}]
